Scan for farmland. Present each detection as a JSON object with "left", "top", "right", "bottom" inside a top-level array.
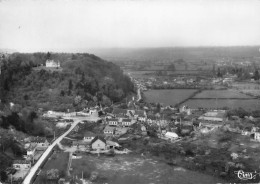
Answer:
[
  {"left": 184, "top": 99, "right": 260, "bottom": 110},
  {"left": 192, "top": 89, "right": 253, "bottom": 99},
  {"left": 34, "top": 151, "right": 69, "bottom": 184},
  {"left": 144, "top": 89, "right": 260, "bottom": 110},
  {"left": 144, "top": 89, "right": 198, "bottom": 106},
  {"left": 70, "top": 154, "right": 224, "bottom": 184}
]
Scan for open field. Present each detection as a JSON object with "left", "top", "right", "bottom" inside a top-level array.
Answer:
[
  {"left": 34, "top": 151, "right": 69, "bottom": 184},
  {"left": 70, "top": 154, "right": 224, "bottom": 184},
  {"left": 144, "top": 89, "right": 198, "bottom": 106},
  {"left": 184, "top": 99, "right": 260, "bottom": 110},
  {"left": 193, "top": 89, "right": 253, "bottom": 99}
]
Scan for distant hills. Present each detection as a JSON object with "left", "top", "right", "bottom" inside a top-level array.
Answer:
[
  {"left": 90, "top": 46, "right": 260, "bottom": 62},
  {"left": 0, "top": 48, "right": 18, "bottom": 53}
]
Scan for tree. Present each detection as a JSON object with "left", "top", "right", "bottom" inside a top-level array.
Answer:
[
  {"left": 217, "top": 68, "right": 222, "bottom": 77},
  {"left": 168, "top": 64, "right": 176, "bottom": 71},
  {"left": 46, "top": 52, "right": 51, "bottom": 60},
  {"left": 254, "top": 70, "right": 259, "bottom": 80},
  {"left": 46, "top": 169, "right": 60, "bottom": 180}
]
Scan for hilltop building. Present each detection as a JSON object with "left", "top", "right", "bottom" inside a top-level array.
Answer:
[{"left": 46, "top": 59, "right": 60, "bottom": 68}]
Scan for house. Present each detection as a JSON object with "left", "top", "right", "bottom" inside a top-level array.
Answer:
[
  {"left": 46, "top": 59, "right": 60, "bottom": 68},
  {"left": 106, "top": 140, "right": 120, "bottom": 149},
  {"left": 165, "top": 132, "right": 178, "bottom": 140},
  {"left": 112, "top": 108, "right": 127, "bottom": 117},
  {"left": 107, "top": 119, "right": 119, "bottom": 126},
  {"left": 147, "top": 115, "right": 157, "bottom": 125},
  {"left": 91, "top": 136, "right": 106, "bottom": 151},
  {"left": 122, "top": 119, "right": 132, "bottom": 127},
  {"left": 13, "top": 160, "right": 31, "bottom": 170},
  {"left": 104, "top": 126, "right": 115, "bottom": 135},
  {"left": 254, "top": 132, "right": 260, "bottom": 142},
  {"left": 72, "top": 140, "right": 90, "bottom": 150},
  {"left": 198, "top": 110, "right": 226, "bottom": 122},
  {"left": 137, "top": 115, "right": 146, "bottom": 122},
  {"left": 31, "top": 137, "right": 49, "bottom": 148},
  {"left": 134, "top": 110, "right": 147, "bottom": 119},
  {"left": 179, "top": 105, "right": 191, "bottom": 115},
  {"left": 241, "top": 127, "right": 252, "bottom": 136},
  {"left": 83, "top": 131, "right": 96, "bottom": 142},
  {"left": 26, "top": 144, "right": 37, "bottom": 156}
]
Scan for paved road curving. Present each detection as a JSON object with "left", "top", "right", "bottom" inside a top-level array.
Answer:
[{"left": 22, "top": 115, "right": 100, "bottom": 184}]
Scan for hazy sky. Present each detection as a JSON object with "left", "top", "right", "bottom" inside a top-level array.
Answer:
[{"left": 0, "top": 0, "right": 260, "bottom": 52}]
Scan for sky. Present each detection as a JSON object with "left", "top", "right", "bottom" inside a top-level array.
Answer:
[{"left": 0, "top": 0, "right": 260, "bottom": 52}]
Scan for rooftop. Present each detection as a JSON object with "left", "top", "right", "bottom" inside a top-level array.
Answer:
[
  {"left": 13, "top": 160, "right": 31, "bottom": 165},
  {"left": 91, "top": 136, "right": 106, "bottom": 144}
]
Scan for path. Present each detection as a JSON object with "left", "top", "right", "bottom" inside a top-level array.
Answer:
[
  {"left": 137, "top": 88, "right": 141, "bottom": 102},
  {"left": 22, "top": 115, "right": 100, "bottom": 184}
]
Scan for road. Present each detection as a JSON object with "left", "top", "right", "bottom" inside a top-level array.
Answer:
[
  {"left": 22, "top": 115, "right": 100, "bottom": 184},
  {"left": 137, "top": 88, "right": 141, "bottom": 102}
]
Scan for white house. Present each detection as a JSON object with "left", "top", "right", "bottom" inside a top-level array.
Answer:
[
  {"left": 13, "top": 160, "right": 31, "bottom": 170},
  {"left": 254, "top": 132, "right": 260, "bottom": 142},
  {"left": 108, "top": 119, "right": 118, "bottom": 126},
  {"left": 91, "top": 136, "right": 106, "bottom": 151},
  {"left": 198, "top": 110, "right": 226, "bottom": 122},
  {"left": 46, "top": 59, "right": 60, "bottom": 68},
  {"left": 31, "top": 137, "right": 49, "bottom": 148},
  {"left": 122, "top": 119, "right": 132, "bottom": 127},
  {"left": 104, "top": 126, "right": 115, "bottom": 135},
  {"left": 83, "top": 131, "right": 96, "bottom": 142},
  {"left": 165, "top": 132, "right": 178, "bottom": 140},
  {"left": 26, "top": 144, "right": 37, "bottom": 156}
]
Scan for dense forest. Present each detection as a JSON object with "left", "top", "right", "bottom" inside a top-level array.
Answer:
[{"left": 0, "top": 52, "right": 135, "bottom": 111}]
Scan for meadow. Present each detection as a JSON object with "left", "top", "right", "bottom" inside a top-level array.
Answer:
[
  {"left": 70, "top": 154, "right": 223, "bottom": 184},
  {"left": 144, "top": 89, "right": 198, "bottom": 106},
  {"left": 184, "top": 99, "right": 260, "bottom": 110},
  {"left": 34, "top": 151, "right": 69, "bottom": 184},
  {"left": 192, "top": 89, "right": 253, "bottom": 99},
  {"left": 144, "top": 89, "right": 260, "bottom": 110}
]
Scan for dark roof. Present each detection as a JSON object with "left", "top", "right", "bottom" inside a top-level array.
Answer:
[
  {"left": 13, "top": 160, "right": 31, "bottom": 164},
  {"left": 112, "top": 108, "right": 127, "bottom": 115},
  {"left": 135, "top": 110, "right": 145, "bottom": 116},
  {"left": 108, "top": 118, "right": 118, "bottom": 122},
  {"left": 122, "top": 119, "right": 131, "bottom": 122},
  {"left": 91, "top": 136, "right": 106, "bottom": 145},
  {"left": 83, "top": 131, "right": 96, "bottom": 137},
  {"left": 31, "top": 137, "right": 48, "bottom": 143}
]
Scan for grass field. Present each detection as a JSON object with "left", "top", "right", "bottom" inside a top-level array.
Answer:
[
  {"left": 144, "top": 89, "right": 198, "bottom": 106},
  {"left": 70, "top": 154, "right": 223, "bottom": 184},
  {"left": 184, "top": 99, "right": 260, "bottom": 110},
  {"left": 34, "top": 151, "right": 69, "bottom": 184},
  {"left": 193, "top": 89, "right": 253, "bottom": 99}
]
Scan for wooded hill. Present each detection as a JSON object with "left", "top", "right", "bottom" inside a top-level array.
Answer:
[{"left": 0, "top": 52, "right": 135, "bottom": 111}]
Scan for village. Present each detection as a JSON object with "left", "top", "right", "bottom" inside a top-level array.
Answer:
[{"left": 3, "top": 93, "right": 260, "bottom": 183}]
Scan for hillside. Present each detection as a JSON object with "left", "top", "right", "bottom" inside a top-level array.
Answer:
[{"left": 0, "top": 52, "right": 135, "bottom": 111}]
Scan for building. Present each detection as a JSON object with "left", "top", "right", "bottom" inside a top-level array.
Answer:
[
  {"left": 83, "top": 131, "right": 96, "bottom": 142},
  {"left": 198, "top": 110, "right": 226, "bottom": 122},
  {"left": 91, "top": 136, "right": 106, "bottom": 151},
  {"left": 122, "top": 119, "right": 132, "bottom": 127},
  {"left": 165, "top": 132, "right": 178, "bottom": 140},
  {"left": 134, "top": 110, "right": 147, "bottom": 119},
  {"left": 30, "top": 137, "right": 49, "bottom": 148},
  {"left": 13, "top": 160, "right": 31, "bottom": 170},
  {"left": 254, "top": 132, "right": 260, "bottom": 142},
  {"left": 104, "top": 126, "right": 115, "bottom": 135},
  {"left": 112, "top": 108, "right": 128, "bottom": 117},
  {"left": 46, "top": 59, "right": 60, "bottom": 68},
  {"left": 72, "top": 140, "right": 90, "bottom": 150},
  {"left": 107, "top": 119, "right": 118, "bottom": 126},
  {"left": 26, "top": 144, "right": 37, "bottom": 157}
]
